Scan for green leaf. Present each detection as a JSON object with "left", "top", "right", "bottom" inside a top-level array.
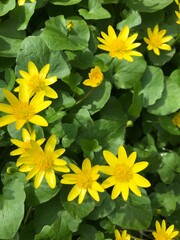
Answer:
[
  {"left": 148, "top": 48, "right": 176, "bottom": 67},
  {"left": 87, "top": 192, "right": 116, "bottom": 220},
  {"left": 62, "top": 73, "right": 84, "bottom": 95},
  {"left": 41, "top": 15, "right": 90, "bottom": 51},
  {"left": 61, "top": 123, "right": 78, "bottom": 148},
  {"left": 141, "top": 66, "right": 164, "bottom": 107},
  {"left": 0, "top": 18, "right": 25, "bottom": 57},
  {"left": 125, "top": 0, "right": 172, "bottom": 13},
  {"left": 117, "top": 9, "right": 142, "bottom": 29},
  {"left": 78, "top": 223, "right": 97, "bottom": 240},
  {"left": 9, "top": 2, "right": 36, "bottom": 31},
  {"left": 46, "top": 107, "right": 66, "bottom": 124},
  {"left": 35, "top": 210, "right": 80, "bottom": 240},
  {"left": 158, "top": 152, "right": 180, "bottom": 184},
  {"left": 0, "top": 179, "right": 25, "bottom": 239},
  {"left": 50, "top": 0, "right": 81, "bottom": 5},
  {"left": 128, "top": 81, "right": 143, "bottom": 118},
  {"left": 60, "top": 185, "right": 96, "bottom": 219},
  {"left": 112, "top": 57, "right": 147, "bottom": 89},
  {"left": 16, "top": 36, "right": 70, "bottom": 79},
  {"left": 148, "top": 70, "right": 180, "bottom": 115},
  {"left": 79, "top": 0, "right": 111, "bottom": 20},
  {"left": 108, "top": 190, "right": 152, "bottom": 230},
  {"left": 25, "top": 180, "right": 60, "bottom": 207},
  {"left": 80, "top": 81, "right": 112, "bottom": 115},
  {"left": 159, "top": 115, "right": 180, "bottom": 135},
  {"left": 151, "top": 183, "right": 177, "bottom": 217},
  {"left": 0, "top": 0, "right": 15, "bottom": 17}
]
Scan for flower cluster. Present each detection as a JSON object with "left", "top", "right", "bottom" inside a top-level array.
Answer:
[
  {"left": 115, "top": 220, "right": 179, "bottom": 240},
  {"left": 97, "top": 24, "right": 173, "bottom": 60}
]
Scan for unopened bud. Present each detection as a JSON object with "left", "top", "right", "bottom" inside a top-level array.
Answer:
[
  {"left": 6, "top": 166, "right": 17, "bottom": 175},
  {"left": 126, "top": 120, "right": 133, "bottom": 128}
]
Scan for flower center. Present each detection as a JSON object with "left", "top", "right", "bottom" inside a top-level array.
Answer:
[
  {"left": 155, "top": 233, "right": 171, "bottom": 240},
  {"left": 29, "top": 75, "right": 45, "bottom": 92},
  {"left": 76, "top": 171, "right": 93, "bottom": 189},
  {"left": 36, "top": 153, "right": 53, "bottom": 171},
  {"left": 13, "top": 102, "right": 35, "bottom": 121},
  {"left": 149, "top": 35, "right": 162, "bottom": 48},
  {"left": 114, "top": 164, "right": 133, "bottom": 183},
  {"left": 91, "top": 73, "right": 102, "bottom": 84}
]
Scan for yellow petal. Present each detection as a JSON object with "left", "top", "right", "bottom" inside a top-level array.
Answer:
[
  {"left": 108, "top": 25, "right": 117, "bottom": 39},
  {"left": 132, "top": 161, "right": 149, "bottom": 173},
  {"left": 19, "top": 70, "right": 31, "bottom": 80},
  {"left": 121, "top": 182, "right": 129, "bottom": 201},
  {"left": 129, "top": 180, "right": 141, "bottom": 197},
  {"left": 134, "top": 174, "right": 151, "bottom": 187},
  {"left": 118, "top": 146, "right": 127, "bottom": 162},
  {"left": 82, "top": 158, "right": 92, "bottom": 171},
  {"left": 0, "top": 115, "right": 15, "bottom": 127},
  {"left": 54, "top": 148, "right": 65, "bottom": 158},
  {"left": 28, "top": 61, "right": 39, "bottom": 75},
  {"left": 103, "top": 150, "right": 118, "bottom": 166},
  {"left": 68, "top": 184, "right": 81, "bottom": 201},
  {"left": 0, "top": 103, "right": 13, "bottom": 114},
  {"left": 26, "top": 167, "right": 40, "bottom": 180},
  {"left": 44, "top": 86, "right": 58, "bottom": 99},
  {"left": 3, "top": 89, "right": 19, "bottom": 107},
  {"left": 34, "top": 170, "right": 45, "bottom": 188},
  {"left": 78, "top": 189, "right": 87, "bottom": 204},
  {"left": 45, "top": 169, "right": 56, "bottom": 188},
  {"left": 111, "top": 183, "right": 123, "bottom": 199},
  {"left": 101, "top": 176, "right": 116, "bottom": 189},
  {"left": 88, "top": 188, "right": 100, "bottom": 201},
  {"left": 19, "top": 83, "right": 29, "bottom": 103},
  {"left": 45, "top": 134, "right": 56, "bottom": 153},
  {"left": 69, "top": 163, "right": 81, "bottom": 174},
  {"left": 118, "top": 25, "right": 129, "bottom": 41},
  {"left": 16, "top": 119, "right": 27, "bottom": 130},
  {"left": 30, "top": 115, "right": 48, "bottom": 126},
  {"left": 39, "top": 64, "right": 50, "bottom": 79}
]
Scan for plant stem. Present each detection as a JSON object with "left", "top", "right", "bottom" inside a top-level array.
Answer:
[{"left": 75, "top": 88, "right": 95, "bottom": 105}]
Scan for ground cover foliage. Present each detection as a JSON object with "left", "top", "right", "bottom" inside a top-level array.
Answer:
[{"left": 0, "top": 0, "right": 180, "bottom": 239}]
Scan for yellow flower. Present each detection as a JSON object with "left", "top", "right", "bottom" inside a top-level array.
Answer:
[
  {"left": 172, "top": 111, "right": 180, "bottom": 128},
  {"left": 0, "top": 84, "right": 51, "bottom": 130},
  {"left": 15, "top": 61, "right": 58, "bottom": 99},
  {"left": 10, "top": 128, "right": 45, "bottom": 157},
  {"left": 18, "top": 0, "right": 35, "bottom": 6},
  {"left": 152, "top": 220, "right": 179, "bottom": 240},
  {"left": 97, "top": 25, "right": 142, "bottom": 62},
  {"left": 115, "top": 229, "right": 131, "bottom": 240},
  {"left": 16, "top": 134, "right": 70, "bottom": 188},
  {"left": 100, "top": 146, "right": 151, "bottom": 201},
  {"left": 61, "top": 158, "right": 104, "bottom": 204},
  {"left": 83, "top": 66, "right": 104, "bottom": 88},
  {"left": 144, "top": 25, "right": 173, "bottom": 55}
]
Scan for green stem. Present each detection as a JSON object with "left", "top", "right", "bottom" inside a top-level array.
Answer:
[
  {"left": 172, "top": 32, "right": 180, "bottom": 46},
  {"left": 26, "top": 122, "right": 32, "bottom": 134},
  {"left": 75, "top": 88, "right": 95, "bottom": 105},
  {"left": 23, "top": 206, "right": 33, "bottom": 225}
]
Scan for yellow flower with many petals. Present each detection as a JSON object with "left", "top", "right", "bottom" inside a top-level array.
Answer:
[
  {"left": 10, "top": 128, "right": 45, "bottom": 157},
  {"left": 144, "top": 25, "right": 173, "bottom": 55},
  {"left": 115, "top": 229, "right": 131, "bottom": 240},
  {"left": 18, "top": 0, "right": 35, "bottom": 6},
  {"left": 16, "top": 135, "right": 70, "bottom": 188},
  {"left": 0, "top": 84, "right": 51, "bottom": 130},
  {"left": 100, "top": 145, "right": 151, "bottom": 201},
  {"left": 61, "top": 158, "right": 104, "bottom": 204},
  {"left": 172, "top": 111, "right": 180, "bottom": 128},
  {"left": 15, "top": 61, "right": 58, "bottom": 99},
  {"left": 152, "top": 220, "right": 179, "bottom": 240},
  {"left": 83, "top": 66, "right": 104, "bottom": 88},
  {"left": 97, "top": 25, "right": 142, "bottom": 62}
]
